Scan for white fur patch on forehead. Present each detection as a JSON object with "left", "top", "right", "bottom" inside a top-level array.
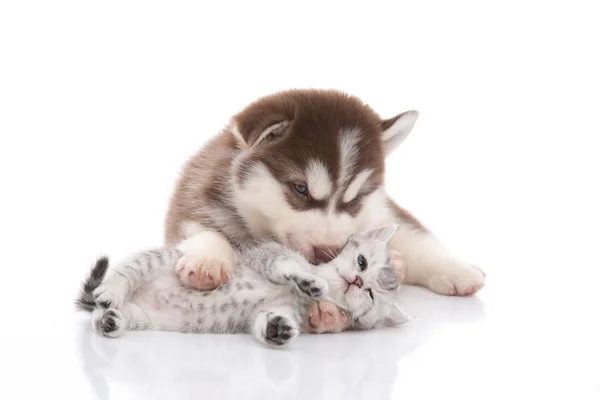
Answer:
[
  {"left": 339, "top": 128, "right": 361, "bottom": 185},
  {"left": 306, "top": 160, "right": 332, "bottom": 200},
  {"left": 343, "top": 168, "right": 373, "bottom": 203}
]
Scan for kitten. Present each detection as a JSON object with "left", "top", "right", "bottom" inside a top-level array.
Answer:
[{"left": 76, "top": 226, "right": 410, "bottom": 346}]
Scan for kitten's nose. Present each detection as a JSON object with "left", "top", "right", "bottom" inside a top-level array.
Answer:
[
  {"left": 313, "top": 246, "right": 340, "bottom": 263},
  {"left": 352, "top": 276, "right": 363, "bottom": 288}
]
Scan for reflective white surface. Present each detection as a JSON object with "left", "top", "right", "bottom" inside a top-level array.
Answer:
[{"left": 2, "top": 274, "right": 599, "bottom": 400}]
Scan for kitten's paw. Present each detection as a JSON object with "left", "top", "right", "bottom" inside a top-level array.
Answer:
[
  {"left": 176, "top": 254, "right": 232, "bottom": 291},
  {"left": 93, "top": 281, "right": 127, "bottom": 310},
  {"left": 389, "top": 249, "right": 406, "bottom": 282},
  {"left": 306, "top": 301, "right": 350, "bottom": 334},
  {"left": 289, "top": 273, "right": 328, "bottom": 299},
  {"left": 264, "top": 315, "right": 299, "bottom": 346},
  {"left": 253, "top": 308, "right": 300, "bottom": 347},
  {"left": 427, "top": 261, "right": 486, "bottom": 296},
  {"left": 92, "top": 308, "right": 126, "bottom": 338}
]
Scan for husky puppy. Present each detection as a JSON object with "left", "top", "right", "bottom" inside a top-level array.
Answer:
[{"left": 164, "top": 89, "right": 485, "bottom": 332}]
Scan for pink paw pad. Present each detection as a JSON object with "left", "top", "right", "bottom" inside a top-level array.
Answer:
[
  {"left": 306, "top": 301, "right": 350, "bottom": 334},
  {"left": 176, "top": 257, "right": 232, "bottom": 291}
]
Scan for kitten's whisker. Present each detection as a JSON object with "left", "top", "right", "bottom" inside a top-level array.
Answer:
[{"left": 324, "top": 248, "right": 336, "bottom": 260}]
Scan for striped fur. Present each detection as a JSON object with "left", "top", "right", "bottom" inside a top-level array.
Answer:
[{"left": 76, "top": 226, "right": 410, "bottom": 346}]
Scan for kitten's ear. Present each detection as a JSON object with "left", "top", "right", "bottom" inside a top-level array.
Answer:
[
  {"left": 366, "top": 225, "right": 399, "bottom": 244},
  {"left": 230, "top": 117, "right": 290, "bottom": 150},
  {"left": 382, "top": 304, "right": 413, "bottom": 327},
  {"left": 379, "top": 110, "right": 419, "bottom": 156}
]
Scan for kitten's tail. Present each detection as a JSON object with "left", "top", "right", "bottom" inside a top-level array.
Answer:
[{"left": 75, "top": 256, "right": 110, "bottom": 312}]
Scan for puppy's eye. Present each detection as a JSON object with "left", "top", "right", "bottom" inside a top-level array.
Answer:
[
  {"left": 366, "top": 288, "right": 374, "bottom": 300},
  {"left": 357, "top": 254, "right": 367, "bottom": 271},
  {"left": 293, "top": 183, "right": 309, "bottom": 197}
]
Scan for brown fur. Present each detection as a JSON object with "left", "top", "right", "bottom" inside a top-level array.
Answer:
[
  {"left": 164, "top": 89, "right": 425, "bottom": 245},
  {"left": 386, "top": 198, "right": 426, "bottom": 231}
]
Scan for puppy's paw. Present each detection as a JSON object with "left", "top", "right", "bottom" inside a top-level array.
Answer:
[
  {"left": 176, "top": 232, "right": 234, "bottom": 291},
  {"left": 427, "top": 261, "right": 486, "bottom": 296},
  {"left": 176, "top": 254, "right": 232, "bottom": 291}
]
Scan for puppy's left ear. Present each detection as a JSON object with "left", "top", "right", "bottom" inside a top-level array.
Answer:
[{"left": 379, "top": 110, "right": 419, "bottom": 156}]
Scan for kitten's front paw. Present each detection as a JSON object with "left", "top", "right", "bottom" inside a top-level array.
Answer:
[
  {"left": 176, "top": 254, "right": 232, "bottom": 291},
  {"left": 427, "top": 261, "right": 486, "bottom": 296},
  {"left": 306, "top": 301, "right": 350, "bottom": 334},
  {"left": 264, "top": 315, "right": 299, "bottom": 346},
  {"left": 290, "top": 273, "right": 328, "bottom": 299}
]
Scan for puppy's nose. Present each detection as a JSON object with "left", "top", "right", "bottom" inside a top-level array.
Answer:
[
  {"left": 352, "top": 276, "right": 363, "bottom": 288},
  {"left": 313, "top": 246, "right": 340, "bottom": 263}
]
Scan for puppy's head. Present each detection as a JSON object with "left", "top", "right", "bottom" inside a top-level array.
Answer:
[{"left": 230, "top": 89, "right": 418, "bottom": 263}]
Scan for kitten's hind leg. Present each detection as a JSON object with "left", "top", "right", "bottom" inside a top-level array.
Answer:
[
  {"left": 252, "top": 305, "right": 300, "bottom": 347},
  {"left": 91, "top": 303, "right": 152, "bottom": 338},
  {"left": 91, "top": 308, "right": 126, "bottom": 338},
  {"left": 93, "top": 277, "right": 129, "bottom": 310},
  {"left": 93, "top": 247, "right": 181, "bottom": 309}
]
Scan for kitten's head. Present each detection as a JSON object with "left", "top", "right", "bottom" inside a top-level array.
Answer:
[{"left": 316, "top": 225, "right": 411, "bottom": 329}]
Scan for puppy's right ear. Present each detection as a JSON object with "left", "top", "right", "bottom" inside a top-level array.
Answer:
[
  {"left": 230, "top": 117, "right": 290, "bottom": 150},
  {"left": 379, "top": 110, "right": 419, "bottom": 156}
]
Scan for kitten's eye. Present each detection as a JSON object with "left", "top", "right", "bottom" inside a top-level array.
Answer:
[
  {"left": 366, "top": 288, "right": 374, "bottom": 300},
  {"left": 357, "top": 255, "right": 368, "bottom": 271}
]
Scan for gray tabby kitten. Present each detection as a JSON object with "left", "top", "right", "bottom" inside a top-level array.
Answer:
[{"left": 76, "top": 225, "right": 410, "bottom": 346}]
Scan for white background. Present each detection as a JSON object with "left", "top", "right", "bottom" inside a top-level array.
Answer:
[{"left": 1, "top": 1, "right": 599, "bottom": 399}]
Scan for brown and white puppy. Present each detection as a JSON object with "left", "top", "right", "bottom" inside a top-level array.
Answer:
[{"left": 165, "top": 89, "right": 485, "bottom": 332}]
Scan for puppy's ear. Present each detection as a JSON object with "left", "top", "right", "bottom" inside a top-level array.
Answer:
[
  {"left": 230, "top": 116, "right": 290, "bottom": 150},
  {"left": 379, "top": 110, "right": 419, "bottom": 156}
]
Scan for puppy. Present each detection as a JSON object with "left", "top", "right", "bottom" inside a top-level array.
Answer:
[{"left": 165, "top": 89, "right": 485, "bottom": 332}]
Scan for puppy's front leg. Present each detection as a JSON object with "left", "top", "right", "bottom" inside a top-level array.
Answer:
[
  {"left": 385, "top": 205, "right": 485, "bottom": 296},
  {"left": 175, "top": 230, "right": 234, "bottom": 291}
]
